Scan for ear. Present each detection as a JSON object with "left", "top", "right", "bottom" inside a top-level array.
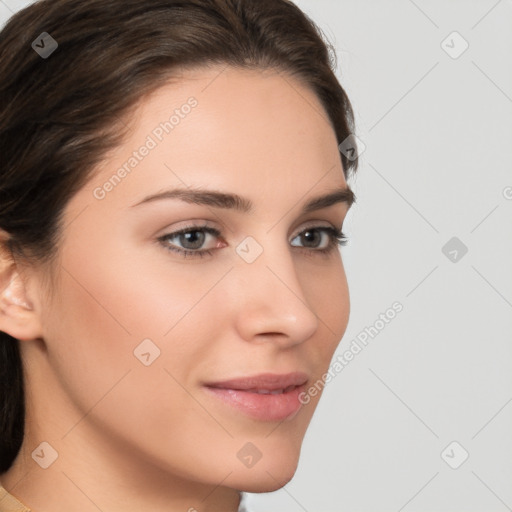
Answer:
[{"left": 0, "top": 234, "right": 43, "bottom": 341}]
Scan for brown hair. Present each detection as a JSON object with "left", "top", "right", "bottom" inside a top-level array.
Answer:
[{"left": 0, "top": 0, "right": 358, "bottom": 472}]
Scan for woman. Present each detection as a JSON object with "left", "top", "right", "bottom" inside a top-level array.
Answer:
[{"left": 0, "top": 0, "right": 359, "bottom": 510}]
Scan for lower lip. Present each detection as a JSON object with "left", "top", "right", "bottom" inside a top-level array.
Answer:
[{"left": 203, "top": 384, "right": 306, "bottom": 422}]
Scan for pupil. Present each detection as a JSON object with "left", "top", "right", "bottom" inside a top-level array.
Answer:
[
  {"left": 302, "top": 230, "right": 320, "bottom": 247},
  {"left": 181, "top": 231, "right": 205, "bottom": 249}
]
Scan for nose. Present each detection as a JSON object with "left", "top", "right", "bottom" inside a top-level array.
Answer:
[{"left": 230, "top": 239, "right": 319, "bottom": 348}]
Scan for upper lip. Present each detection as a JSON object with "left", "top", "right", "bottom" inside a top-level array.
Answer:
[{"left": 204, "top": 372, "right": 309, "bottom": 391}]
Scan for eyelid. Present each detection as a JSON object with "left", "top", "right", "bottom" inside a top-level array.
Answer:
[
  {"left": 162, "top": 223, "right": 224, "bottom": 246},
  {"left": 290, "top": 219, "right": 342, "bottom": 239},
  {"left": 155, "top": 219, "right": 219, "bottom": 235},
  {"left": 156, "top": 217, "right": 341, "bottom": 239}
]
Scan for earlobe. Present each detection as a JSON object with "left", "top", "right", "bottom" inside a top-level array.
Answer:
[{"left": 0, "top": 242, "right": 42, "bottom": 341}]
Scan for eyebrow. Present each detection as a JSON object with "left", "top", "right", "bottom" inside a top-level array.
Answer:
[{"left": 131, "top": 185, "right": 355, "bottom": 214}]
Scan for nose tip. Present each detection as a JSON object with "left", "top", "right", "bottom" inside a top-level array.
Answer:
[{"left": 232, "top": 258, "right": 319, "bottom": 348}]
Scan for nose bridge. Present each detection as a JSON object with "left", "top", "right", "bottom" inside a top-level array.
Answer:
[{"left": 231, "top": 234, "right": 319, "bottom": 345}]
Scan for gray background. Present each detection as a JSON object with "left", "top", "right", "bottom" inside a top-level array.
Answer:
[{"left": 1, "top": 1, "right": 511, "bottom": 511}]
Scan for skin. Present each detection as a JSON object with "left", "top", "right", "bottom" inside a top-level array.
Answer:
[{"left": 0, "top": 65, "right": 353, "bottom": 512}]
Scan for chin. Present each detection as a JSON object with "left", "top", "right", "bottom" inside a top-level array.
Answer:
[{"left": 232, "top": 453, "right": 301, "bottom": 493}]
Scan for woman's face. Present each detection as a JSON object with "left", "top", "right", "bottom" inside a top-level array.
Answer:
[{"left": 23, "top": 66, "right": 353, "bottom": 496}]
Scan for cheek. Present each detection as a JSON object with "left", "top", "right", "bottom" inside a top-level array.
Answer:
[
  {"left": 47, "top": 234, "right": 234, "bottom": 398},
  {"left": 43, "top": 252, "right": 232, "bottom": 472},
  {"left": 302, "top": 253, "right": 350, "bottom": 338},
  {"left": 57, "top": 228, "right": 226, "bottom": 341},
  {"left": 285, "top": 258, "right": 349, "bottom": 421}
]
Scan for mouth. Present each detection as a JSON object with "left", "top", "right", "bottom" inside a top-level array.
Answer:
[
  {"left": 234, "top": 385, "right": 300, "bottom": 395},
  {"left": 203, "top": 372, "right": 309, "bottom": 422}
]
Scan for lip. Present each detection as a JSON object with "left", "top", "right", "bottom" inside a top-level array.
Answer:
[
  {"left": 204, "top": 372, "right": 309, "bottom": 391},
  {"left": 203, "top": 372, "right": 309, "bottom": 422}
]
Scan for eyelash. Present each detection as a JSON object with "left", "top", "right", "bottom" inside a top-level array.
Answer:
[{"left": 157, "top": 223, "right": 348, "bottom": 259}]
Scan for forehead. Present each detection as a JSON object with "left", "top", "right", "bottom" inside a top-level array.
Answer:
[{"left": 77, "top": 65, "right": 347, "bottom": 216}]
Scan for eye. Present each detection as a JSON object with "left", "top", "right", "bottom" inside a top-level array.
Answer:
[
  {"left": 157, "top": 224, "right": 348, "bottom": 259},
  {"left": 290, "top": 226, "right": 347, "bottom": 253},
  {"left": 157, "top": 224, "right": 223, "bottom": 258}
]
